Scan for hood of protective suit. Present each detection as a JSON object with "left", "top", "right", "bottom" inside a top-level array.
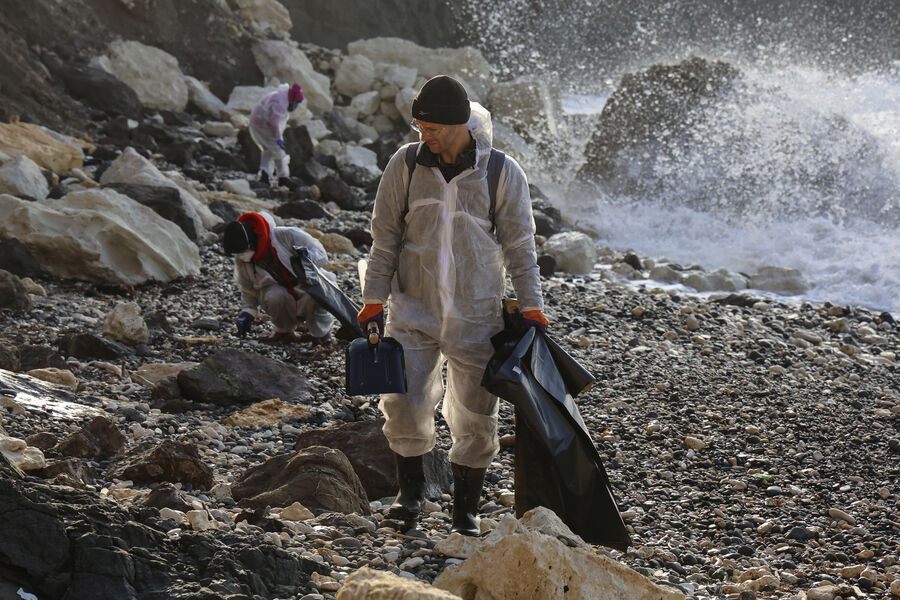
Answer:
[{"left": 466, "top": 102, "right": 493, "bottom": 164}]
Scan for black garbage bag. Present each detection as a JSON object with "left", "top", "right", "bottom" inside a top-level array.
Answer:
[
  {"left": 290, "top": 247, "right": 364, "bottom": 339},
  {"left": 482, "top": 308, "right": 631, "bottom": 551}
]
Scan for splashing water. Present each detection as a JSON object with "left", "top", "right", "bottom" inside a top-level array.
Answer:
[{"left": 453, "top": 0, "right": 900, "bottom": 314}]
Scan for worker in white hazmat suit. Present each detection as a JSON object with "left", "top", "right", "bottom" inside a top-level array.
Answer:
[
  {"left": 358, "top": 75, "right": 549, "bottom": 536},
  {"left": 222, "top": 211, "right": 335, "bottom": 344},
  {"left": 248, "top": 83, "right": 304, "bottom": 186}
]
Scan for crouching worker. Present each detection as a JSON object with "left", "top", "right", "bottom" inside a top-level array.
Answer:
[{"left": 222, "top": 211, "right": 335, "bottom": 344}]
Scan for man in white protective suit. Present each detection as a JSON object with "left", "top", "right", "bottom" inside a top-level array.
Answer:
[
  {"left": 357, "top": 75, "right": 550, "bottom": 536},
  {"left": 249, "top": 83, "right": 304, "bottom": 186}
]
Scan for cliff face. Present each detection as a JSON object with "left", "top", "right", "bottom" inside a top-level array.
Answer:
[{"left": 0, "top": 0, "right": 263, "bottom": 133}]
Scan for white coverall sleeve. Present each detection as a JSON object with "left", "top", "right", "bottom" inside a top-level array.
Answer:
[
  {"left": 494, "top": 156, "right": 544, "bottom": 312},
  {"left": 234, "top": 262, "right": 260, "bottom": 317},
  {"left": 364, "top": 147, "right": 409, "bottom": 304}
]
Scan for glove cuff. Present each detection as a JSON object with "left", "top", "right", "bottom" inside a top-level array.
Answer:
[
  {"left": 522, "top": 309, "right": 549, "bottom": 327},
  {"left": 357, "top": 303, "right": 384, "bottom": 322}
]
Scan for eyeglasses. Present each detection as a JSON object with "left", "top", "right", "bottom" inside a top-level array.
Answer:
[{"left": 410, "top": 120, "right": 446, "bottom": 137}]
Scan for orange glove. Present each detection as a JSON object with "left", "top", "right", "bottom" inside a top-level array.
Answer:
[
  {"left": 522, "top": 309, "right": 549, "bottom": 332},
  {"left": 357, "top": 303, "right": 384, "bottom": 336}
]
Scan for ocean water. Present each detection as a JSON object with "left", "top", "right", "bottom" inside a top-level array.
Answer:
[
  {"left": 455, "top": 0, "right": 900, "bottom": 315},
  {"left": 564, "top": 65, "right": 900, "bottom": 315}
]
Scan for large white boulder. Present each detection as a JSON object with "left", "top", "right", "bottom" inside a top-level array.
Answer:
[
  {"left": 100, "top": 147, "right": 221, "bottom": 232},
  {"left": 334, "top": 54, "right": 376, "bottom": 98},
  {"left": 542, "top": 231, "right": 598, "bottom": 274},
  {"left": 0, "top": 155, "right": 48, "bottom": 201},
  {"left": 434, "top": 510, "right": 686, "bottom": 600},
  {"left": 337, "top": 145, "right": 382, "bottom": 186},
  {"left": 348, "top": 38, "right": 494, "bottom": 100},
  {"left": 251, "top": 40, "right": 333, "bottom": 112},
  {"left": 0, "top": 190, "right": 200, "bottom": 285},
  {"left": 232, "top": 0, "right": 292, "bottom": 36},
  {"left": 683, "top": 268, "right": 748, "bottom": 292},
  {"left": 184, "top": 76, "right": 227, "bottom": 118},
  {"left": 107, "top": 40, "right": 189, "bottom": 111}
]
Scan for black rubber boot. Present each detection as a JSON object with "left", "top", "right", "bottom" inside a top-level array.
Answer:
[
  {"left": 259, "top": 171, "right": 270, "bottom": 186},
  {"left": 385, "top": 453, "right": 426, "bottom": 523},
  {"left": 451, "top": 463, "right": 487, "bottom": 536}
]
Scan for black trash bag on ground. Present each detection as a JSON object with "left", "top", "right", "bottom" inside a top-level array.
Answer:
[
  {"left": 290, "top": 247, "right": 364, "bottom": 339},
  {"left": 482, "top": 305, "right": 631, "bottom": 551}
]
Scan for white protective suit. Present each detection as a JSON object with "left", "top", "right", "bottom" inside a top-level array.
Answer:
[
  {"left": 364, "top": 102, "right": 543, "bottom": 468},
  {"left": 235, "top": 212, "right": 335, "bottom": 338},
  {"left": 249, "top": 84, "right": 292, "bottom": 179}
]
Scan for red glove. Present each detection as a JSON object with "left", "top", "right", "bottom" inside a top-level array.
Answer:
[
  {"left": 523, "top": 309, "right": 549, "bottom": 332},
  {"left": 358, "top": 303, "right": 384, "bottom": 336}
]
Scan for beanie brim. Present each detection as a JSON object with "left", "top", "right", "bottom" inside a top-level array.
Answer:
[{"left": 411, "top": 98, "right": 470, "bottom": 125}]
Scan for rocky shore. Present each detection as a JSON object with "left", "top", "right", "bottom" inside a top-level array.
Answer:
[{"left": 0, "top": 1, "right": 898, "bottom": 599}]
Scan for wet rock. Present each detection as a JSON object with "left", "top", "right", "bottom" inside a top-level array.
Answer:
[
  {"left": 56, "top": 416, "right": 127, "bottom": 461},
  {"left": 231, "top": 445, "right": 370, "bottom": 515},
  {"left": 177, "top": 349, "right": 314, "bottom": 406},
  {"left": 17, "top": 344, "right": 67, "bottom": 371},
  {"left": 117, "top": 439, "right": 214, "bottom": 489}
]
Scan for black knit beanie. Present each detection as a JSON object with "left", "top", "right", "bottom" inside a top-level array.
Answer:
[
  {"left": 411, "top": 75, "right": 471, "bottom": 125},
  {"left": 222, "top": 220, "right": 257, "bottom": 254}
]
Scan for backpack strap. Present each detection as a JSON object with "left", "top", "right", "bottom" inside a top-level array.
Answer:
[
  {"left": 401, "top": 142, "right": 419, "bottom": 227},
  {"left": 486, "top": 149, "right": 506, "bottom": 235}
]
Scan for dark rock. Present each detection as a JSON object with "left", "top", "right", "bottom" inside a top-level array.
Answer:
[
  {"left": 159, "top": 110, "right": 194, "bottom": 127},
  {"left": 537, "top": 254, "right": 556, "bottom": 277},
  {"left": 0, "top": 269, "right": 32, "bottom": 312},
  {"left": 317, "top": 174, "right": 355, "bottom": 209},
  {"left": 18, "top": 344, "right": 68, "bottom": 371},
  {"left": 341, "top": 227, "right": 373, "bottom": 249},
  {"left": 25, "top": 431, "right": 57, "bottom": 451},
  {"left": 56, "top": 416, "right": 127, "bottom": 460},
  {"left": 283, "top": 125, "right": 315, "bottom": 166},
  {"left": 275, "top": 200, "right": 330, "bottom": 220},
  {"left": 0, "top": 239, "right": 47, "bottom": 279},
  {"left": 338, "top": 163, "right": 380, "bottom": 190},
  {"left": 293, "top": 419, "right": 451, "bottom": 500},
  {"left": 208, "top": 198, "right": 242, "bottom": 223},
  {"left": 365, "top": 133, "right": 406, "bottom": 170},
  {"left": 58, "top": 333, "right": 128, "bottom": 360},
  {"left": 143, "top": 311, "right": 173, "bottom": 333},
  {"left": 141, "top": 482, "right": 192, "bottom": 512},
  {"left": 231, "top": 446, "right": 370, "bottom": 515},
  {"left": 298, "top": 159, "right": 334, "bottom": 184},
  {"left": 57, "top": 63, "right": 143, "bottom": 118},
  {"left": 533, "top": 210, "right": 561, "bottom": 237},
  {"left": 320, "top": 110, "right": 359, "bottom": 143},
  {"left": 237, "top": 127, "right": 261, "bottom": 174},
  {"left": 578, "top": 56, "right": 739, "bottom": 187},
  {"left": 35, "top": 457, "right": 98, "bottom": 488},
  {"left": 0, "top": 342, "right": 20, "bottom": 371},
  {"left": 0, "top": 451, "right": 325, "bottom": 598},
  {"left": 118, "top": 439, "right": 214, "bottom": 489},
  {"left": 106, "top": 183, "right": 200, "bottom": 241},
  {"left": 189, "top": 317, "right": 220, "bottom": 331},
  {"left": 176, "top": 349, "right": 314, "bottom": 406},
  {"left": 623, "top": 252, "right": 643, "bottom": 271}
]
